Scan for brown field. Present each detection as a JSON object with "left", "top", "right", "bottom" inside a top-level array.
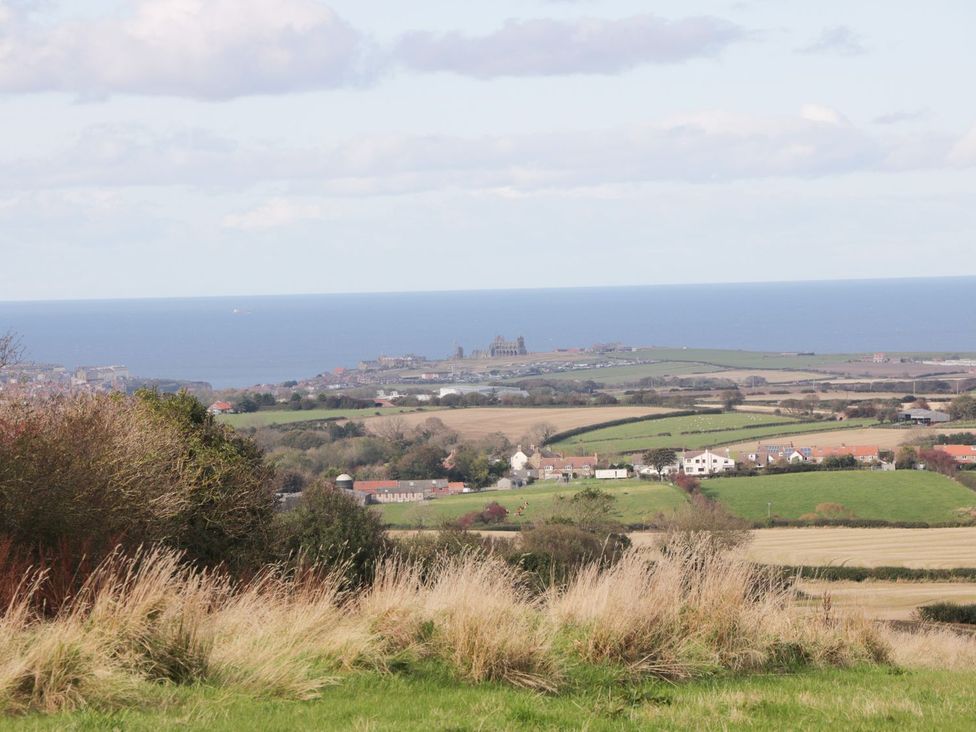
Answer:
[
  {"left": 722, "top": 426, "right": 924, "bottom": 453},
  {"left": 626, "top": 527, "right": 976, "bottom": 568},
  {"left": 363, "top": 406, "right": 674, "bottom": 441},
  {"left": 800, "top": 581, "right": 976, "bottom": 620},
  {"left": 742, "top": 391, "right": 926, "bottom": 402}
]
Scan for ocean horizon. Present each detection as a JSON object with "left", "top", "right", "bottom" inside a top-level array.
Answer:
[{"left": 2, "top": 277, "right": 975, "bottom": 388}]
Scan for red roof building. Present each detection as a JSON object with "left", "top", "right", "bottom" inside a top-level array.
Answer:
[
  {"left": 935, "top": 445, "right": 976, "bottom": 464},
  {"left": 810, "top": 445, "right": 880, "bottom": 463}
]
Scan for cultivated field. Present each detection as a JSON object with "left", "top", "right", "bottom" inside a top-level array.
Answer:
[
  {"left": 552, "top": 412, "right": 877, "bottom": 456},
  {"left": 376, "top": 478, "right": 685, "bottom": 527},
  {"left": 217, "top": 406, "right": 437, "bottom": 429},
  {"left": 723, "top": 426, "right": 925, "bottom": 453},
  {"left": 528, "top": 361, "right": 722, "bottom": 384},
  {"left": 624, "top": 527, "right": 976, "bottom": 568},
  {"left": 705, "top": 471, "right": 976, "bottom": 524},
  {"left": 749, "top": 527, "right": 976, "bottom": 569},
  {"left": 800, "top": 581, "right": 976, "bottom": 620},
  {"left": 363, "top": 406, "right": 674, "bottom": 441}
]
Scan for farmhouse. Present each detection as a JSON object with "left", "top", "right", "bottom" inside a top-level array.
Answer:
[
  {"left": 208, "top": 401, "right": 234, "bottom": 415},
  {"left": 538, "top": 454, "right": 599, "bottom": 479},
  {"left": 935, "top": 444, "right": 976, "bottom": 465},
  {"left": 681, "top": 449, "right": 735, "bottom": 476},
  {"left": 749, "top": 444, "right": 811, "bottom": 466},
  {"left": 810, "top": 445, "right": 881, "bottom": 464}
]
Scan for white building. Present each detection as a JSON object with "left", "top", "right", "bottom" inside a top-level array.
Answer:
[
  {"left": 595, "top": 468, "right": 630, "bottom": 480},
  {"left": 510, "top": 448, "right": 531, "bottom": 471},
  {"left": 681, "top": 449, "right": 736, "bottom": 476}
]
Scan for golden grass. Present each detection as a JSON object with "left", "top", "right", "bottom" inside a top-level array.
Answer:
[{"left": 4, "top": 542, "right": 972, "bottom": 717}]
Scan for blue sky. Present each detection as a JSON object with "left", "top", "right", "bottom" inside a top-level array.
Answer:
[{"left": 1, "top": 0, "right": 974, "bottom": 300}]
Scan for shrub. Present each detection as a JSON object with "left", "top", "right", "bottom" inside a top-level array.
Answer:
[
  {"left": 917, "top": 602, "right": 976, "bottom": 625},
  {"left": 515, "top": 524, "right": 630, "bottom": 586},
  {"left": 656, "top": 494, "right": 752, "bottom": 557},
  {"left": 273, "top": 482, "right": 389, "bottom": 586},
  {"left": 0, "top": 390, "right": 276, "bottom": 572}
]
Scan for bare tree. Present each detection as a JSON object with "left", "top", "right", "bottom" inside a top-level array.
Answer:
[
  {"left": 373, "top": 414, "right": 408, "bottom": 444},
  {"left": 525, "top": 421, "right": 558, "bottom": 447},
  {"left": 0, "top": 331, "right": 23, "bottom": 369}
]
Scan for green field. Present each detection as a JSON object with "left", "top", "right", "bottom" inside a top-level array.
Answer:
[
  {"left": 15, "top": 666, "right": 976, "bottom": 731},
  {"left": 218, "top": 406, "right": 437, "bottom": 429},
  {"left": 520, "top": 360, "right": 723, "bottom": 384},
  {"left": 551, "top": 412, "right": 878, "bottom": 456},
  {"left": 629, "top": 348, "right": 858, "bottom": 370},
  {"left": 705, "top": 471, "right": 976, "bottom": 523},
  {"left": 376, "top": 479, "right": 686, "bottom": 527}
]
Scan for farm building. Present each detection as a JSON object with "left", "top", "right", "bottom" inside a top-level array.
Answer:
[
  {"left": 899, "top": 409, "right": 951, "bottom": 425},
  {"left": 538, "top": 454, "right": 599, "bottom": 479},
  {"left": 595, "top": 468, "right": 630, "bottom": 480},
  {"left": 681, "top": 449, "right": 735, "bottom": 476},
  {"left": 208, "top": 401, "right": 234, "bottom": 415},
  {"left": 810, "top": 445, "right": 881, "bottom": 464}
]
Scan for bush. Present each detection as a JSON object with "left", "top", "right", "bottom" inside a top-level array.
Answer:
[
  {"left": 274, "top": 482, "right": 388, "bottom": 586},
  {"left": 0, "top": 390, "right": 276, "bottom": 572},
  {"left": 917, "top": 602, "right": 976, "bottom": 625},
  {"left": 515, "top": 524, "right": 630, "bottom": 585}
]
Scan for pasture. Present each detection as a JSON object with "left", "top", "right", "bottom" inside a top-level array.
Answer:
[
  {"left": 704, "top": 471, "right": 976, "bottom": 524},
  {"left": 363, "top": 405, "right": 674, "bottom": 441},
  {"left": 375, "top": 478, "right": 686, "bottom": 527},
  {"left": 218, "top": 406, "right": 433, "bottom": 429},
  {"left": 551, "top": 412, "right": 877, "bottom": 455}
]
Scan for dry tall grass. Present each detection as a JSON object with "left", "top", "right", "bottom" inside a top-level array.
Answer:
[{"left": 2, "top": 541, "right": 963, "bottom": 717}]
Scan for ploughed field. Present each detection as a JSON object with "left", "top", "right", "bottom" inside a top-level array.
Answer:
[
  {"left": 551, "top": 411, "right": 878, "bottom": 456},
  {"left": 704, "top": 471, "right": 976, "bottom": 524},
  {"left": 363, "top": 406, "right": 675, "bottom": 441}
]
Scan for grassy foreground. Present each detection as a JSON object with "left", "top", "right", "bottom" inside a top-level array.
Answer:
[
  {"left": 376, "top": 479, "right": 687, "bottom": 527},
  {"left": 12, "top": 666, "right": 976, "bottom": 731},
  {"left": 706, "top": 471, "right": 976, "bottom": 523}
]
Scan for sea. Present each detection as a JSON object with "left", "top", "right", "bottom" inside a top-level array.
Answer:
[{"left": 1, "top": 277, "right": 974, "bottom": 389}]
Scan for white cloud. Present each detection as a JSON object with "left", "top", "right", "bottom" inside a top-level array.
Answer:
[
  {"left": 948, "top": 125, "right": 976, "bottom": 167},
  {"left": 9, "top": 107, "right": 955, "bottom": 197},
  {"left": 0, "top": 0, "right": 374, "bottom": 99},
  {"left": 395, "top": 13, "right": 746, "bottom": 78},
  {"left": 796, "top": 25, "right": 867, "bottom": 56},
  {"left": 222, "top": 197, "right": 326, "bottom": 230},
  {"left": 799, "top": 104, "right": 849, "bottom": 126}
]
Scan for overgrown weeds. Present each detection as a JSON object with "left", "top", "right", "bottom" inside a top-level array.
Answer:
[{"left": 0, "top": 539, "right": 952, "bottom": 717}]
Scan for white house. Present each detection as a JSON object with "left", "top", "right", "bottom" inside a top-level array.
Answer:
[
  {"left": 510, "top": 447, "right": 531, "bottom": 472},
  {"left": 595, "top": 468, "right": 630, "bottom": 480},
  {"left": 681, "top": 449, "right": 736, "bottom": 476}
]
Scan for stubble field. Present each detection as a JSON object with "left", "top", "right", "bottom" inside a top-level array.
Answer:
[{"left": 363, "top": 406, "right": 674, "bottom": 441}]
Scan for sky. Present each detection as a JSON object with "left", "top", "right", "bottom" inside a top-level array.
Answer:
[{"left": 1, "top": 0, "right": 975, "bottom": 301}]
